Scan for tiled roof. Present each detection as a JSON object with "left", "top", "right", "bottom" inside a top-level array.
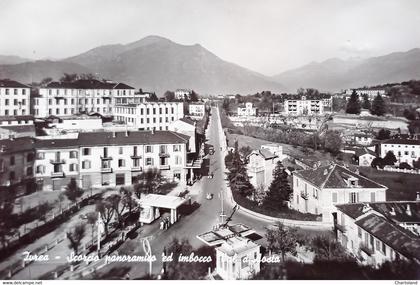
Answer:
[
  {"left": 0, "top": 115, "right": 34, "bottom": 122},
  {"left": 336, "top": 201, "right": 420, "bottom": 223},
  {"left": 45, "top": 79, "right": 134, "bottom": 90},
  {"left": 0, "top": 79, "right": 30, "bottom": 88},
  {"left": 34, "top": 130, "right": 190, "bottom": 149},
  {"left": 0, "top": 137, "right": 34, "bottom": 154},
  {"left": 382, "top": 138, "right": 420, "bottom": 146},
  {"left": 294, "top": 164, "right": 386, "bottom": 189},
  {"left": 179, "top": 117, "right": 196, "bottom": 126},
  {"left": 355, "top": 214, "right": 420, "bottom": 261},
  {"left": 355, "top": 148, "right": 376, "bottom": 157}
]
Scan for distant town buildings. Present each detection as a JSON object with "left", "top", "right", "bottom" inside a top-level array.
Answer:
[
  {"left": 345, "top": 89, "right": 386, "bottom": 100},
  {"left": 113, "top": 102, "right": 184, "bottom": 130},
  {"left": 380, "top": 138, "right": 420, "bottom": 167},
  {"left": 0, "top": 79, "right": 31, "bottom": 116},
  {"left": 175, "top": 89, "right": 192, "bottom": 100},
  {"left": 247, "top": 144, "right": 283, "bottom": 191},
  {"left": 292, "top": 164, "right": 387, "bottom": 223},
  {"left": 33, "top": 79, "right": 135, "bottom": 117},
  {"left": 284, "top": 94, "right": 331, "bottom": 116},
  {"left": 335, "top": 201, "right": 420, "bottom": 266},
  {"left": 355, "top": 148, "right": 377, "bottom": 167},
  {"left": 237, "top": 102, "right": 257, "bottom": 117},
  {"left": 33, "top": 130, "right": 190, "bottom": 191},
  {"left": 188, "top": 102, "right": 206, "bottom": 119}
]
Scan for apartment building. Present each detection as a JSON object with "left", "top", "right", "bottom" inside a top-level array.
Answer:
[
  {"left": 237, "top": 102, "right": 257, "bottom": 117},
  {"left": 335, "top": 201, "right": 420, "bottom": 266},
  {"left": 247, "top": 144, "right": 283, "bottom": 191},
  {"left": 0, "top": 137, "right": 36, "bottom": 196},
  {"left": 113, "top": 102, "right": 184, "bottom": 130},
  {"left": 0, "top": 79, "right": 31, "bottom": 116},
  {"left": 33, "top": 130, "right": 190, "bottom": 191},
  {"left": 292, "top": 164, "right": 387, "bottom": 223},
  {"left": 188, "top": 102, "right": 206, "bottom": 119},
  {"left": 284, "top": 95, "right": 331, "bottom": 116},
  {"left": 380, "top": 138, "right": 420, "bottom": 167},
  {"left": 33, "top": 79, "right": 135, "bottom": 117}
]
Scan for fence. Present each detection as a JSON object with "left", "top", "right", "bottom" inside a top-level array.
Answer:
[{"left": 380, "top": 166, "right": 420, "bottom": 175}]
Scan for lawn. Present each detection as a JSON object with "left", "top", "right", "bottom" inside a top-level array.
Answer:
[{"left": 359, "top": 167, "right": 420, "bottom": 201}]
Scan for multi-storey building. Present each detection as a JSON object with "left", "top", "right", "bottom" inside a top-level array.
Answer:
[
  {"left": 188, "top": 102, "right": 206, "bottom": 119},
  {"left": 292, "top": 164, "right": 387, "bottom": 223},
  {"left": 175, "top": 89, "right": 192, "bottom": 100},
  {"left": 335, "top": 201, "right": 420, "bottom": 266},
  {"left": 33, "top": 130, "right": 190, "bottom": 191},
  {"left": 0, "top": 137, "right": 36, "bottom": 196},
  {"left": 284, "top": 95, "right": 330, "bottom": 116},
  {"left": 247, "top": 144, "right": 283, "bottom": 191},
  {"left": 113, "top": 102, "right": 184, "bottom": 130},
  {"left": 0, "top": 79, "right": 31, "bottom": 116},
  {"left": 237, "top": 102, "right": 257, "bottom": 117},
  {"left": 345, "top": 89, "right": 386, "bottom": 100},
  {"left": 33, "top": 79, "right": 135, "bottom": 117},
  {"left": 380, "top": 138, "right": 420, "bottom": 167}
]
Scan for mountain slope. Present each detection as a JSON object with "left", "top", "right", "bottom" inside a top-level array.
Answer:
[
  {"left": 64, "top": 35, "right": 285, "bottom": 94},
  {"left": 273, "top": 48, "right": 420, "bottom": 92},
  {"left": 0, "top": 55, "right": 32, "bottom": 65}
]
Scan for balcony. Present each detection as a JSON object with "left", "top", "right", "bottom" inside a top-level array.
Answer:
[
  {"left": 248, "top": 165, "right": 265, "bottom": 173},
  {"left": 130, "top": 154, "right": 142, "bottom": 159},
  {"left": 359, "top": 242, "right": 374, "bottom": 256},
  {"left": 159, "top": 152, "right": 170, "bottom": 158},
  {"left": 51, "top": 171, "right": 65, "bottom": 178},
  {"left": 50, "top": 159, "right": 66, "bottom": 164},
  {"left": 101, "top": 167, "right": 113, "bottom": 173},
  {"left": 131, "top": 166, "right": 142, "bottom": 172},
  {"left": 335, "top": 223, "right": 347, "bottom": 233},
  {"left": 159, "top": 165, "right": 170, "bottom": 170},
  {"left": 100, "top": 156, "right": 113, "bottom": 161},
  {"left": 300, "top": 191, "right": 309, "bottom": 200}
]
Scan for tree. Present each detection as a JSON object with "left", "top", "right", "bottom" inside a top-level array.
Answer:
[
  {"left": 78, "top": 73, "right": 97, "bottom": 80},
  {"left": 265, "top": 222, "right": 298, "bottom": 262},
  {"left": 361, "top": 94, "right": 371, "bottom": 110},
  {"left": 108, "top": 194, "right": 126, "bottom": 228},
  {"left": 413, "top": 158, "right": 420, "bottom": 169},
  {"left": 310, "top": 235, "right": 353, "bottom": 262},
  {"left": 403, "top": 108, "right": 418, "bottom": 121},
  {"left": 120, "top": 187, "right": 135, "bottom": 215},
  {"left": 96, "top": 198, "right": 115, "bottom": 236},
  {"left": 0, "top": 189, "right": 17, "bottom": 248},
  {"left": 226, "top": 141, "right": 254, "bottom": 197},
  {"left": 383, "top": 151, "right": 397, "bottom": 166},
  {"left": 86, "top": 212, "right": 97, "bottom": 247},
  {"left": 59, "top": 73, "right": 78, "bottom": 83},
  {"left": 371, "top": 157, "right": 385, "bottom": 169},
  {"left": 222, "top": 98, "right": 230, "bottom": 113},
  {"left": 239, "top": 146, "right": 253, "bottom": 164},
  {"left": 64, "top": 178, "right": 83, "bottom": 203},
  {"left": 376, "top": 129, "right": 391, "bottom": 140},
  {"left": 148, "top": 92, "right": 159, "bottom": 102},
  {"left": 345, "top": 90, "right": 361, "bottom": 114},
  {"left": 264, "top": 161, "right": 292, "bottom": 210},
  {"left": 162, "top": 237, "right": 215, "bottom": 280},
  {"left": 164, "top": 91, "right": 175, "bottom": 101},
  {"left": 67, "top": 223, "right": 86, "bottom": 255},
  {"left": 370, "top": 94, "right": 386, "bottom": 116},
  {"left": 40, "top": 77, "right": 53, "bottom": 86},
  {"left": 323, "top": 130, "right": 342, "bottom": 156},
  {"left": 190, "top": 90, "right": 199, "bottom": 102},
  {"left": 136, "top": 168, "right": 163, "bottom": 195}
]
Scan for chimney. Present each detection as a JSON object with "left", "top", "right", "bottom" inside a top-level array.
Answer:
[
  {"left": 406, "top": 205, "right": 412, "bottom": 216},
  {"left": 112, "top": 131, "right": 116, "bottom": 138},
  {"left": 416, "top": 192, "right": 420, "bottom": 201}
]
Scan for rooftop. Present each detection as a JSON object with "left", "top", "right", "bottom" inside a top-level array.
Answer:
[
  {"left": 294, "top": 164, "right": 387, "bottom": 190},
  {"left": 134, "top": 194, "right": 188, "bottom": 209},
  {"left": 34, "top": 130, "right": 190, "bottom": 149},
  {"left": 217, "top": 236, "right": 260, "bottom": 257},
  {"left": 0, "top": 79, "right": 30, "bottom": 88},
  {"left": 44, "top": 79, "right": 134, "bottom": 90},
  {"left": 0, "top": 115, "right": 34, "bottom": 122},
  {"left": 0, "top": 137, "right": 34, "bottom": 154},
  {"left": 382, "top": 138, "right": 420, "bottom": 146}
]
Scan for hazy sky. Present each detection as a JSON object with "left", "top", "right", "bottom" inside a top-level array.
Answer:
[{"left": 0, "top": 0, "right": 420, "bottom": 75}]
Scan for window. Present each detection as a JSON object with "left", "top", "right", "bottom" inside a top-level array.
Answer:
[
  {"left": 146, "top": 145, "right": 153, "bottom": 153},
  {"left": 83, "top": 148, "right": 91, "bottom": 156},
  {"left": 10, "top": 156, "right": 15, "bottom": 166},
  {"left": 82, "top": 160, "right": 91, "bottom": 169},
  {"left": 173, "top": 145, "right": 181, "bottom": 152},
  {"left": 5, "top": 99, "right": 9, "bottom": 105},
  {"left": 381, "top": 242, "right": 386, "bottom": 255},
  {"left": 370, "top": 192, "right": 376, "bottom": 202},
  {"left": 36, "top": 165, "right": 45, "bottom": 174},
  {"left": 69, "top": 163, "right": 78, "bottom": 172},
  {"left": 160, "top": 145, "right": 167, "bottom": 154},
  {"left": 332, "top": 192, "right": 337, "bottom": 203},
  {"left": 118, "top": 159, "right": 125, "bottom": 167},
  {"left": 119, "top": 147, "right": 123, "bottom": 155},
  {"left": 26, "top": 167, "right": 33, "bottom": 176},
  {"left": 70, "top": 151, "right": 78, "bottom": 159},
  {"left": 358, "top": 227, "right": 362, "bottom": 238},
  {"left": 146, "top": 158, "right": 153, "bottom": 166},
  {"left": 27, "top": 153, "right": 34, "bottom": 162},
  {"left": 350, "top": 192, "right": 358, "bottom": 203},
  {"left": 175, "top": 156, "right": 182, "bottom": 165},
  {"left": 13, "top": 89, "right": 17, "bottom": 95},
  {"left": 241, "top": 256, "right": 248, "bottom": 269}
]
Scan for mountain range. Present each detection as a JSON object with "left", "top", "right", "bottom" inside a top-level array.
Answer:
[{"left": 0, "top": 35, "right": 419, "bottom": 94}]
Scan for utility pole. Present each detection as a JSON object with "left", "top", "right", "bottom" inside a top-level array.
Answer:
[
  {"left": 96, "top": 212, "right": 104, "bottom": 252},
  {"left": 219, "top": 189, "right": 226, "bottom": 225}
]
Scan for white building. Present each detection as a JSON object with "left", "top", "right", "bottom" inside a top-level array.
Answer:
[
  {"left": 335, "top": 201, "right": 420, "bottom": 266},
  {"left": 284, "top": 95, "right": 329, "bottom": 116},
  {"left": 188, "top": 102, "right": 206, "bottom": 119},
  {"left": 355, "top": 148, "right": 377, "bottom": 167},
  {"left": 197, "top": 224, "right": 261, "bottom": 280},
  {"left": 247, "top": 144, "right": 283, "bottom": 191},
  {"left": 47, "top": 115, "right": 103, "bottom": 132},
  {"left": 345, "top": 89, "right": 386, "bottom": 100},
  {"left": 34, "top": 79, "right": 135, "bottom": 117},
  {"left": 292, "top": 164, "right": 387, "bottom": 223},
  {"left": 175, "top": 89, "right": 192, "bottom": 100},
  {"left": 380, "top": 138, "right": 420, "bottom": 167},
  {"left": 237, "top": 102, "right": 257, "bottom": 117},
  {"left": 0, "top": 115, "right": 36, "bottom": 139},
  {"left": 0, "top": 79, "right": 31, "bottom": 116},
  {"left": 113, "top": 102, "right": 184, "bottom": 130},
  {"left": 33, "top": 130, "right": 190, "bottom": 191}
]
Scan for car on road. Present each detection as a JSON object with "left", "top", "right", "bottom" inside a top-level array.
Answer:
[{"left": 206, "top": 193, "right": 213, "bottom": 200}]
